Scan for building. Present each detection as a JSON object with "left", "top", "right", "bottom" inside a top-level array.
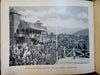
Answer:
[
  {"left": 10, "top": 9, "right": 47, "bottom": 45},
  {"left": 9, "top": 9, "right": 21, "bottom": 45}
]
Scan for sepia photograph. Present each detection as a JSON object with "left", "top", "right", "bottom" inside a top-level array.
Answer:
[{"left": 9, "top": 6, "right": 89, "bottom": 66}]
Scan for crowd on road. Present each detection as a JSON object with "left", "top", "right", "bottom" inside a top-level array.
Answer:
[
  {"left": 9, "top": 40, "right": 56, "bottom": 66},
  {"left": 9, "top": 33, "right": 89, "bottom": 66}
]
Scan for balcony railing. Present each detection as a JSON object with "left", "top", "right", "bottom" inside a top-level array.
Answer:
[{"left": 29, "top": 24, "right": 47, "bottom": 32}]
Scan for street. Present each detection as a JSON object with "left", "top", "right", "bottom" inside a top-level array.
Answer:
[{"left": 55, "top": 57, "right": 89, "bottom": 65}]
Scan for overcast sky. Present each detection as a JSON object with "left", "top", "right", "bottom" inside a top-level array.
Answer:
[{"left": 10, "top": 6, "right": 89, "bottom": 34}]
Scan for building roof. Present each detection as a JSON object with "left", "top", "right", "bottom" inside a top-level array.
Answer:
[
  {"left": 10, "top": 9, "right": 21, "bottom": 16},
  {"left": 18, "top": 20, "right": 47, "bottom": 32},
  {"left": 34, "top": 20, "right": 43, "bottom": 24},
  {"left": 78, "top": 39, "right": 85, "bottom": 42},
  {"left": 18, "top": 20, "right": 29, "bottom": 29},
  {"left": 29, "top": 25, "right": 47, "bottom": 32}
]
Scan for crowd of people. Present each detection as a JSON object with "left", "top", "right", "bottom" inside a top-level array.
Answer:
[
  {"left": 9, "top": 40, "right": 56, "bottom": 66},
  {"left": 57, "top": 34, "right": 89, "bottom": 58},
  {"left": 9, "top": 33, "right": 89, "bottom": 66}
]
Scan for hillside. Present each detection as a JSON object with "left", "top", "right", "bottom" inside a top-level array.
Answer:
[{"left": 73, "top": 29, "right": 89, "bottom": 36}]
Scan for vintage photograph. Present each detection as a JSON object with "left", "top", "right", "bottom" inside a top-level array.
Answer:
[{"left": 9, "top": 6, "right": 89, "bottom": 66}]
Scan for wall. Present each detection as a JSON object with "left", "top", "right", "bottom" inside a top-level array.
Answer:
[{"left": 10, "top": 11, "right": 21, "bottom": 44}]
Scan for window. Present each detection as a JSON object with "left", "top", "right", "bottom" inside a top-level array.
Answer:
[
  {"left": 16, "top": 29, "right": 19, "bottom": 34},
  {"left": 22, "top": 29, "right": 24, "bottom": 32},
  {"left": 26, "top": 29, "right": 29, "bottom": 35}
]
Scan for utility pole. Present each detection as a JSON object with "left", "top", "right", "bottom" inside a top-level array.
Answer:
[{"left": 63, "top": 47, "right": 66, "bottom": 58}]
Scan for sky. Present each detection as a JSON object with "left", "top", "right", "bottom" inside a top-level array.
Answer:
[{"left": 10, "top": 6, "right": 89, "bottom": 34}]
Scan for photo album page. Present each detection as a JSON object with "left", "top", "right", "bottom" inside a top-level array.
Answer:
[{"left": 1, "top": 0, "right": 94, "bottom": 75}]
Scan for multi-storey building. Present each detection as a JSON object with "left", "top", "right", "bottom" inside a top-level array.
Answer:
[
  {"left": 10, "top": 9, "right": 47, "bottom": 45},
  {"left": 10, "top": 9, "right": 21, "bottom": 45}
]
